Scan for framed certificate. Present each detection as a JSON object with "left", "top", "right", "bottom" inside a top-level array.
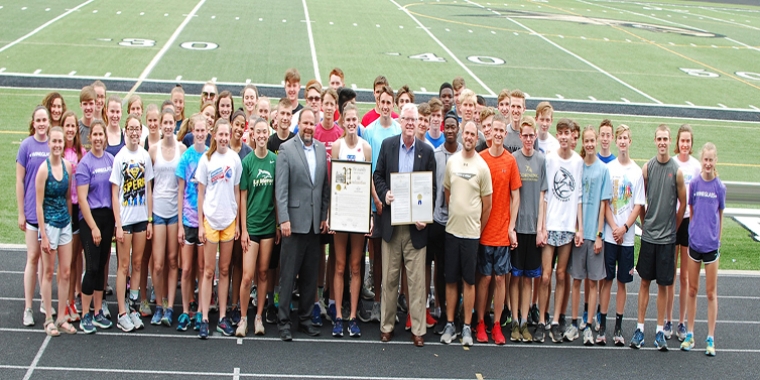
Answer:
[
  {"left": 330, "top": 160, "right": 372, "bottom": 234},
  {"left": 390, "top": 171, "right": 434, "bottom": 225}
]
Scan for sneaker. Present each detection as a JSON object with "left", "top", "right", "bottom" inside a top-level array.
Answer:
[
  {"left": 190, "top": 300, "right": 199, "bottom": 316},
  {"left": 254, "top": 315, "right": 265, "bottom": 335},
  {"left": 705, "top": 337, "right": 716, "bottom": 356},
  {"left": 265, "top": 304, "right": 277, "bottom": 325},
  {"left": 434, "top": 317, "right": 447, "bottom": 335},
  {"left": 348, "top": 318, "right": 361, "bottom": 337},
  {"left": 149, "top": 287, "right": 156, "bottom": 304},
  {"left": 176, "top": 313, "right": 191, "bottom": 331},
  {"left": 199, "top": 320, "right": 209, "bottom": 339},
  {"left": 129, "top": 311, "right": 144, "bottom": 330},
  {"left": 533, "top": 323, "right": 546, "bottom": 343},
  {"left": 235, "top": 317, "right": 248, "bottom": 337},
  {"left": 105, "top": 284, "right": 114, "bottom": 295},
  {"left": 680, "top": 332, "right": 695, "bottom": 351},
  {"left": 583, "top": 327, "right": 594, "bottom": 346},
  {"left": 250, "top": 286, "right": 258, "bottom": 308},
  {"left": 484, "top": 313, "right": 493, "bottom": 334},
  {"left": 630, "top": 328, "right": 644, "bottom": 349},
  {"left": 161, "top": 308, "right": 174, "bottom": 327},
  {"left": 440, "top": 323, "right": 456, "bottom": 344},
  {"left": 23, "top": 308, "right": 34, "bottom": 326},
  {"left": 101, "top": 300, "right": 111, "bottom": 320},
  {"left": 93, "top": 312, "right": 112, "bottom": 329},
  {"left": 311, "top": 304, "right": 323, "bottom": 327},
  {"left": 74, "top": 295, "right": 82, "bottom": 315},
  {"left": 193, "top": 313, "right": 202, "bottom": 331},
  {"left": 461, "top": 325, "right": 474, "bottom": 346},
  {"left": 558, "top": 315, "right": 567, "bottom": 336},
  {"left": 139, "top": 300, "right": 152, "bottom": 317},
  {"left": 564, "top": 324, "right": 579, "bottom": 342},
  {"left": 654, "top": 331, "right": 668, "bottom": 351},
  {"left": 676, "top": 322, "right": 687, "bottom": 342},
  {"left": 515, "top": 323, "right": 529, "bottom": 343},
  {"left": 209, "top": 291, "right": 219, "bottom": 313},
  {"left": 550, "top": 324, "right": 563, "bottom": 343},
  {"left": 476, "top": 321, "right": 488, "bottom": 343},
  {"left": 595, "top": 326, "right": 607, "bottom": 345},
  {"left": 510, "top": 321, "right": 520, "bottom": 342},
  {"left": 594, "top": 311, "right": 601, "bottom": 332},
  {"left": 332, "top": 318, "right": 344, "bottom": 337},
  {"left": 614, "top": 326, "right": 625, "bottom": 346},
  {"left": 217, "top": 316, "right": 234, "bottom": 336},
  {"left": 117, "top": 313, "right": 135, "bottom": 332},
  {"left": 425, "top": 309, "right": 437, "bottom": 328},
  {"left": 229, "top": 306, "right": 241, "bottom": 327},
  {"left": 80, "top": 313, "right": 96, "bottom": 334},
  {"left": 580, "top": 311, "right": 588, "bottom": 330},
  {"left": 151, "top": 307, "right": 164, "bottom": 325},
  {"left": 40, "top": 303, "right": 56, "bottom": 317},
  {"left": 499, "top": 309, "right": 511, "bottom": 327},
  {"left": 357, "top": 302, "right": 371, "bottom": 323},
  {"left": 528, "top": 304, "right": 539, "bottom": 326},
  {"left": 491, "top": 323, "right": 506, "bottom": 345},
  {"left": 361, "top": 286, "right": 375, "bottom": 300},
  {"left": 370, "top": 302, "right": 381, "bottom": 323},
  {"left": 397, "top": 294, "right": 408, "bottom": 314},
  {"left": 326, "top": 303, "right": 337, "bottom": 323},
  {"left": 663, "top": 321, "right": 673, "bottom": 340},
  {"left": 67, "top": 304, "right": 81, "bottom": 322},
  {"left": 405, "top": 314, "right": 412, "bottom": 331}
]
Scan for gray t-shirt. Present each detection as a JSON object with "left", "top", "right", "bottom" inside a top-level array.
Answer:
[
  {"left": 433, "top": 143, "right": 462, "bottom": 225},
  {"left": 642, "top": 157, "right": 680, "bottom": 244},
  {"left": 79, "top": 119, "right": 91, "bottom": 151},
  {"left": 513, "top": 149, "right": 548, "bottom": 234},
  {"left": 504, "top": 124, "right": 538, "bottom": 154}
]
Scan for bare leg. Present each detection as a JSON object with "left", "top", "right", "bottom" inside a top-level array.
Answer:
[
  {"left": 116, "top": 234, "right": 134, "bottom": 315},
  {"left": 130, "top": 232, "right": 147, "bottom": 304},
  {"left": 333, "top": 233, "right": 348, "bottom": 320},
  {"left": 240, "top": 240, "right": 259, "bottom": 319},
  {"left": 165, "top": 223, "right": 180, "bottom": 309},
  {"left": 217, "top": 240, "right": 234, "bottom": 319},
  {"left": 637, "top": 279, "right": 651, "bottom": 324},
  {"left": 551, "top": 244, "right": 571, "bottom": 324},
  {"left": 256, "top": 240, "right": 274, "bottom": 316},
  {"left": 348, "top": 234, "right": 364, "bottom": 319},
  {"left": 201, "top": 242, "right": 218, "bottom": 321},
  {"left": 152, "top": 224, "right": 167, "bottom": 308},
  {"left": 685, "top": 257, "right": 700, "bottom": 333},
  {"left": 41, "top": 249, "right": 56, "bottom": 320},
  {"left": 463, "top": 282, "right": 475, "bottom": 325},
  {"left": 678, "top": 245, "right": 689, "bottom": 324},
  {"left": 475, "top": 274, "right": 491, "bottom": 324},
  {"left": 492, "top": 275, "right": 505, "bottom": 324},
  {"left": 571, "top": 279, "right": 582, "bottom": 321},
  {"left": 55, "top": 243, "right": 73, "bottom": 321},
  {"left": 539, "top": 246, "right": 554, "bottom": 325},
  {"left": 24, "top": 230, "right": 42, "bottom": 310},
  {"left": 180, "top": 244, "right": 196, "bottom": 314},
  {"left": 705, "top": 260, "right": 719, "bottom": 337}
]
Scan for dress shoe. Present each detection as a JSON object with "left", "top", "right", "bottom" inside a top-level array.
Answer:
[
  {"left": 380, "top": 331, "right": 394, "bottom": 342},
  {"left": 298, "top": 324, "right": 320, "bottom": 336},
  {"left": 412, "top": 334, "right": 425, "bottom": 347},
  {"left": 279, "top": 329, "right": 292, "bottom": 341}
]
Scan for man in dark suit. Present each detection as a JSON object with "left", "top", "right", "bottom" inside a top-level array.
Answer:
[
  {"left": 373, "top": 103, "right": 436, "bottom": 347},
  {"left": 275, "top": 106, "right": 330, "bottom": 341}
]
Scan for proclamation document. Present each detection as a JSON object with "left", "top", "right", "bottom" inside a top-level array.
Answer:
[
  {"left": 390, "top": 171, "right": 433, "bottom": 225},
  {"left": 330, "top": 160, "right": 372, "bottom": 234},
  {"left": 390, "top": 172, "right": 411, "bottom": 225}
]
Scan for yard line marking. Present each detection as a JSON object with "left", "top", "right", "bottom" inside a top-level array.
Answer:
[
  {"left": 725, "top": 37, "right": 760, "bottom": 53},
  {"left": 33, "top": 69, "right": 42, "bottom": 75},
  {"left": 588, "top": 96, "right": 597, "bottom": 101},
  {"left": 245, "top": 78, "right": 251, "bottom": 84},
  {"left": 0, "top": 68, "right": 6, "bottom": 73},
  {"left": 750, "top": 105, "right": 759, "bottom": 111},
  {"left": 22, "top": 335, "right": 51, "bottom": 380},
  {"left": 621, "top": 97, "right": 630, "bottom": 103},
  {"left": 125, "top": 0, "right": 206, "bottom": 100},
  {"left": 420, "top": 87, "right": 427, "bottom": 92},
  {"left": 718, "top": 103, "right": 728, "bottom": 109},
  {"left": 175, "top": 75, "right": 182, "bottom": 81},
  {"left": 556, "top": 94, "right": 564, "bottom": 99},
  {"left": 394, "top": 0, "right": 496, "bottom": 96},
  {"left": 686, "top": 101, "right": 695, "bottom": 106},
  {"left": 0, "top": 0, "right": 95, "bottom": 54},
  {"left": 302, "top": 0, "right": 321, "bottom": 83},
  {"left": 233, "top": 367, "right": 241, "bottom": 380},
  {"left": 104, "top": 72, "right": 111, "bottom": 77},
  {"left": 68, "top": 71, "right": 76, "bottom": 76},
  {"left": 351, "top": 83, "right": 357, "bottom": 90},
  {"left": 211, "top": 77, "right": 217, "bottom": 82}
]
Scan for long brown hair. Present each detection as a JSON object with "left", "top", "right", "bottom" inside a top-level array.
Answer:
[
  {"left": 61, "top": 110, "right": 84, "bottom": 161},
  {"left": 29, "top": 106, "right": 50, "bottom": 136},
  {"left": 206, "top": 118, "right": 230, "bottom": 160},
  {"left": 42, "top": 92, "right": 67, "bottom": 126},
  {"left": 579, "top": 125, "right": 597, "bottom": 158},
  {"left": 674, "top": 124, "right": 694, "bottom": 155}
]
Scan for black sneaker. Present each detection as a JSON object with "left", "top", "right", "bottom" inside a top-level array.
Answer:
[
  {"left": 528, "top": 305, "right": 539, "bottom": 326},
  {"left": 397, "top": 294, "right": 408, "bottom": 314},
  {"left": 357, "top": 301, "right": 371, "bottom": 323},
  {"left": 550, "top": 324, "right": 563, "bottom": 343},
  {"left": 558, "top": 315, "right": 567, "bottom": 336},
  {"left": 265, "top": 304, "right": 278, "bottom": 325},
  {"left": 484, "top": 313, "right": 493, "bottom": 334},
  {"left": 533, "top": 323, "right": 545, "bottom": 343},
  {"left": 434, "top": 317, "right": 448, "bottom": 335}
]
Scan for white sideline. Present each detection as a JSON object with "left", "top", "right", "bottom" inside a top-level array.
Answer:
[{"left": 302, "top": 0, "right": 321, "bottom": 83}]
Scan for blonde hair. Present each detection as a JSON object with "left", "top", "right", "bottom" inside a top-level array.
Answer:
[
  {"left": 206, "top": 118, "right": 230, "bottom": 160},
  {"left": 615, "top": 124, "right": 631, "bottom": 139},
  {"left": 700, "top": 142, "right": 718, "bottom": 176}
]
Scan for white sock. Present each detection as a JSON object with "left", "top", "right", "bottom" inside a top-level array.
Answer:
[
  {"left": 328, "top": 299, "right": 335, "bottom": 306},
  {"left": 656, "top": 325, "right": 663, "bottom": 333},
  {"left": 637, "top": 323, "right": 644, "bottom": 332}
]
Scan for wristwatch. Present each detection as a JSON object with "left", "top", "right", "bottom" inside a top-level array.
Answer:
[
  {"left": 597, "top": 231, "right": 603, "bottom": 238},
  {"left": 148, "top": 217, "right": 153, "bottom": 223}
]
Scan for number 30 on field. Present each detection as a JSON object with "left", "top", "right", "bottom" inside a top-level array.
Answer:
[{"left": 680, "top": 68, "right": 760, "bottom": 80}]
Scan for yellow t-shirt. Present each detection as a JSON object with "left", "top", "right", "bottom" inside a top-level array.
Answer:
[{"left": 443, "top": 152, "right": 493, "bottom": 239}]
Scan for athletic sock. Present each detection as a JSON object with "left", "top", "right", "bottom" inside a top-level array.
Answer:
[
  {"left": 637, "top": 323, "right": 644, "bottom": 332},
  {"left": 317, "top": 286, "right": 324, "bottom": 300},
  {"left": 601, "top": 313, "right": 607, "bottom": 329},
  {"left": 584, "top": 303, "right": 588, "bottom": 313},
  {"left": 616, "top": 314, "right": 623, "bottom": 329},
  {"left": 656, "top": 325, "right": 663, "bottom": 333},
  {"left": 162, "top": 299, "right": 169, "bottom": 309},
  {"left": 596, "top": 304, "right": 601, "bottom": 314},
  {"left": 129, "top": 290, "right": 139, "bottom": 304},
  {"left": 328, "top": 299, "right": 335, "bottom": 306},
  {"left": 572, "top": 318, "right": 579, "bottom": 328}
]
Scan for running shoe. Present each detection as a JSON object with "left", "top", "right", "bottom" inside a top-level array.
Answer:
[
  {"left": 680, "top": 332, "right": 695, "bottom": 351},
  {"left": 580, "top": 311, "right": 588, "bottom": 330},
  {"left": 117, "top": 313, "right": 135, "bottom": 332},
  {"left": 193, "top": 313, "right": 202, "bottom": 331},
  {"left": 528, "top": 304, "right": 539, "bottom": 326},
  {"left": 533, "top": 323, "right": 546, "bottom": 343},
  {"left": 199, "top": 320, "right": 209, "bottom": 339},
  {"left": 210, "top": 291, "right": 219, "bottom": 312},
  {"left": 397, "top": 294, "right": 408, "bottom": 314},
  {"left": 361, "top": 286, "right": 375, "bottom": 301},
  {"left": 23, "top": 308, "right": 34, "bottom": 326},
  {"left": 440, "top": 322, "right": 456, "bottom": 344},
  {"left": 229, "top": 306, "right": 241, "bottom": 327},
  {"left": 357, "top": 302, "right": 371, "bottom": 323},
  {"left": 235, "top": 316, "right": 248, "bottom": 337},
  {"left": 326, "top": 303, "right": 337, "bottom": 323},
  {"left": 265, "top": 304, "right": 278, "bottom": 325},
  {"left": 161, "top": 308, "right": 174, "bottom": 327},
  {"left": 370, "top": 302, "right": 381, "bottom": 323},
  {"left": 705, "top": 337, "right": 716, "bottom": 356},
  {"left": 149, "top": 287, "right": 156, "bottom": 304},
  {"left": 596, "top": 326, "right": 607, "bottom": 345},
  {"left": 105, "top": 283, "right": 114, "bottom": 295},
  {"left": 101, "top": 300, "right": 111, "bottom": 319},
  {"left": 519, "top": 323, "right": 532, "bottom": 343},
  {"left": 476, "top": 321, "right": 488, "bottom": 343},
  {"left": 425, "top": 309, "right": 437, "bottom": 328},
  {"left": 176, "top": 313, "right": 191, "bottom": 331},
  {"left": 332, "top": 318, "right": 344, "bottom": 337},
  {"left": 630, "top": 328, "right": 644, "bottom": 349},
  {"left": 564, "top": 324, "right": 579, "bottom": 342},
  {"left": 654, "top": 331, "right": 668, "bottom": 351},
  {"left": 254, "top": 314, "right": 266, "bottom": 335},
  {"left": 348, "top": 318, "right": 361, "bottom": 337},
  {"left": 80, "top": 313, "right": 96, "bottom": 334},
  {"left": 67, "top": 303, "right": 81, "bottom": 322},
  {"left": 139, "top": 299, "right": 152, "bottom": 317},
  {"left": 217, "top": 316, "right": 234, "bottom": 336},
  {"left": 250, "top": 286, "right": 258, "bottom": 308},
  {"left": 491, "top": 323, "right": 506, "bottom": 345},
  {"left": 129, "top": 310, "right": 144, "bottom": 330},
  {"left": 151, "top": 307, "right": 164, "bottom": 326},
  {"left": 510, "top": 321, "right": 520, "bottom": 342},
  {"left": 676, "top": 322, "right": 687, "bottom": 342},
  {"left": 312, "top": 304, "right": 323, "bottom": 327},
  {"left": 93, "top": 312, "right": 112, "bottom": 329},
  {"left": 405, "top": 314, "right": 412, "bottom": 331},
  {"left": 583, "top": 327, "right": 594, "bottom": 346},
  {"left": 613, "top": 326, "right": 625, "bottom": 346},
  {"left": 461, "top": 325, "right": 474, "bottom": 346},
  {"left": 74, "top": 295, "right": 82, "bottom": 316},
  {"left": 558, "top": 315, "right": 567, "bottom": 336},
  {"left": 550, "top": 324, "right": 563, "bottom": 343},
  {"left": 663, "top": 321, "right": 673, "bottom": 340}
]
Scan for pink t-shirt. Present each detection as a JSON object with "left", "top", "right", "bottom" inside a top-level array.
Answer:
[
  {"left": 64, "top": 146, "right": 87, "bottom": 204},
  {"left": 314, "top": 122, "right": 343, "bottom": 176}
]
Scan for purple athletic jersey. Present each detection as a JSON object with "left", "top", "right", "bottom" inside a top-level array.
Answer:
[
  {"left": 688, "top": 175, "right": 726, "bottom": 253},
  {"left": 75, "top": 152, "right": 115, "bottom": 220},
  {"left": 16, "top": 136, "right": 50, "bottom": 224}
]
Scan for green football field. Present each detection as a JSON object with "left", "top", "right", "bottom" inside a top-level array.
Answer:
[{"left": 1, "top": 0, "right": 759, "bottom": 266}]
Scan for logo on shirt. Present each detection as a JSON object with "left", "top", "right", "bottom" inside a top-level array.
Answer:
[
  {"left": 552, "top": 167, "right": 576, "bottom": 201},
  {"left": 257, "top": 169, "right": 272, "bottom": 179},
  {"left": 455, "top": 172, "right": 476, "bottom": 180},
  {"left": 209, "top": 166, "right": 233, "bottom": 184},
  {"left": 120, "top": 160, "right": 146, "bottom": 207}
]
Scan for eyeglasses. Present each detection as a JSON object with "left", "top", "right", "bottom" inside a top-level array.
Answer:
[
  {"left": 126, "top": 127, "right": 141, "bottom": 132},
  {"left": 306, "top": 96, "right": 321, "bottom": 102},
  {"left": 401, "top": 117, "right": 418, "bottom": 123},
  {"left": 521, "top": 134, "right": 536, "bottom": 139},
  {"left": 202, "top": 92, "right": 216, "bottom": 97}
]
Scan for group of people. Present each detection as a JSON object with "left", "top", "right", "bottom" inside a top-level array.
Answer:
[{"left": 16, "top": 69, "right": 724, "bottom": 356}]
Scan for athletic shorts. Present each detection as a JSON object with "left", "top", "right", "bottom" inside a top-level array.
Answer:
[
  {"left": 444, "top": 233, "right": 478, "bottom": 285},
  {"left": 122, "top": 221, "right": 148, "bottom": 234},
  {"left": 250, "top": 232, "right": 276, "bottom": 244},
  {"left": 688, "top": 247, "right": 719, "bottom": 264},
  {"left": 71, "top": 204, "right": 80, "bottom": 234},
  {"left": 675, "top": 217, "right": 690, "bottom": 247},
  {"left": 153, "top": 213, "right": 179, "bottom": 226},
  {"left": 547, "top": 230, "right": 574, "bottom": 247},
  {"left": 26, "top": 222, "right": 39, "bottom": 231},
  {"left": 426, "top": 222, "right": 446, "bottom": 266},
  {"left": 569, "top": 239, "right": 606, "bottom": 281},
  {"left": 511, "top": 234, "right": 542, "bottom": 278},
  {"left": 269, "top": 241, "right": 281, "bottom": 270},
  {"left": 203, "top": 219, "right": 235, "bottom": 244},
  {"left": 183, "top": 225, "right": 203, "bottom": 246},
  {"left": 320, "top": 233, "right": 333, "bottom": 245},
  {"left": 477, "top": 245, "right": 510, "bottom": 276},
  {"left": 369, "top": 212, "right": 383, "bottom": 239},
  {"left": 604, "top": 242, "right": 634, "bottom": 283},
  {"left": 39, "top": 223, "right": 73, "bottom": 250},
  {"left": 636, "top": 241, "right": 676, "bottom": 286}
]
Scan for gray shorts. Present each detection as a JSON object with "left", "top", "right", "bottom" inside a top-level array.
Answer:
[
  {"left": 39, "top": 223, "right": 73, "bottom": 250},
  {"left": 569, "top": 239, "right": 606, "bottom": 281}
]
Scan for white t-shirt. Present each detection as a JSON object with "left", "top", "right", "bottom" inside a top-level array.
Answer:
[
  {"left": 544, "top": 150, "right": 583, "bottom": 232},
  {"left": 110, "top": 146, "right": 154, "bottom": 226},
  {"left": 538, "top": 133, "right": 559, "bottom": 155},
  {"left": 195, "top": 150, "right": 243, "bottom": 230},
  {"left": 675, "top": 155, "right": 700, "bottom": 218},
  {"left": 604, "top": 159, "right": 645, "bottom": 246}
]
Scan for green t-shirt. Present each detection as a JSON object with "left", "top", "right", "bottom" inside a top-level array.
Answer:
[{"left": 240, "top": 151, "right": 277, "bottom": 236}]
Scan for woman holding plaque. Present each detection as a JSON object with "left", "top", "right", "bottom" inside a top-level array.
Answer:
[{"left": 329, "top": 104, "right": 372, "bottom": 337}]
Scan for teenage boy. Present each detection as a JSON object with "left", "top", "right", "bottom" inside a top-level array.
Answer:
[
  {"left": 497, "top": 89, "right": 510, "bottom": 118},
  {"left": 79, "top": 86, "right": 97, "bottom": 151},
  {"left": 456, "top": 90, "right": 486, "bottom": 147},
  {"left": 440, "top": 121, "right": 492, "bottom": 347},
  {"left": 475, "top": 107, "right": 496, "bottom": 152},
  {"left": 504, "top": 90, "right": 536, "bottom": 154},
  {"left": 540, "top": 118, "right": 583, "bottom": 343},
  {"left": 598, "top": 120, "right": 616, "bottom": 163},
  {"left": 475, "top": 114, "right": 521, "bottom": 345},
  {"left": 362, "top": 76, "right": 398, "bottom": 127},
  {"left": 535, "top": 102, "right": 559, "bottom": 154},
  {"left": 439, "top": 83, "right": 455, "bottom": 115},
  {"left": 416, "top": 103, "right": 431, "bottom": 145},
  {"left": 425, "top": 98, "right": 445, "bottom": 148},
  {"left": 452, "top": 76, "right": 466, "bottom": 118},
  {"left": 601, "top": 124, "right": 645, "bottom": 346},
  {"left": 267, "top": 99, "right": 295, "bottom": 155},
  {"left": 631, "top": 124, "right": 686, "bottom": 351},
  {"left": 283, "top": 68, "right": 303, "bottom": 131}
]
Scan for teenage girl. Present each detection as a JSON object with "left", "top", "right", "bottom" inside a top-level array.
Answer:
[
  {"left": 215, "top": 91, "right": 234, "bottom": 122},
  {"left": 43, "top": 92, "right": 66, "bottom": 127},
  {"left": 104, "top": 95, "right": 125, "bottom": 157},
  {"left": 61, "top": 111, "right": 86, "bottom": 323},
  {"left": 179, "top": 102, "right": 214, "bottom": 147},
  {"left": 171, "top": 85, "right": 186, "bottom": 134},
  {"left": 241, "top": 84, "right": 259, "bottom": 143},
  {"left": 144, "top": 104, "right": 162, "bottom": 150}
]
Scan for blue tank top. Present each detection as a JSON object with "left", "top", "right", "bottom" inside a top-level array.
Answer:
[
  {"left": 43, "top": 159, "right": 70, "bottom": 228},
  {"left": 106, "top": 131, "right": 125, "bottom": 157}
]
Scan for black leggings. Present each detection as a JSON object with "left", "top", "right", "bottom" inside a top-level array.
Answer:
[{"left": 80, "top": 208, "right": 115, "bottom": 295}]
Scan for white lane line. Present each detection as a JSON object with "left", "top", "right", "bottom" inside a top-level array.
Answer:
[
  {"left": 233, "top": 367, "right": 241, "bottom": 380},
  {"left": 0, "top": 0, "right": 94, "bottom": 54},
  {"left": 725, "top": 37, "right": 760, "bottom": 53},
  {"left": 302, "top": 0, "right": 321, "bottom": 83},
  {"left": 125, "top": 0, "right": 206, "bottom": 100},
  {"left": 390, "top": 0, "right": 495, "bottom": 96},
  {"left": 22, "top": 335, "right": 51, "bottom": 380}
]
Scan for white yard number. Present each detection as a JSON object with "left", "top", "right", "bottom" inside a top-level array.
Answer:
[
  {"left": 736, "top": 71, "right": 760, "bottom": 81},
  {"left": 409, "top": 53, "right": 446, "bottom": 63},
  {"left": 467, "top": 56, "right": 505, "bottom": 65},
  {"left": 119, "top": 38, "right": 156, "bottom": 47},
  {"left": 180, "top": 41, "right": 219, "bottom": 50},
  {"left": 680, "top": 68, "right": 719, "bottom": 78}
]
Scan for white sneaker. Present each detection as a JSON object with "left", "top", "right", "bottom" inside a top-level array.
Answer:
[
  {"left": 40, "top": 303, "right": 57, "bottom": 317},
  {"left": 461, "top": 325, "right": 474, "bottom": 346},
  {"left": 129, "top": 311, "right": 144, "bottom": 330},
  {"left": 440, "top": 323, "right": 456, "bottom": 344},
  {"left": 564, "top": 324, "right": 579, "bottom": 342},
  {"left": 117, "top": 313, "right": 135, "bottom": 332},
  {"left": 583, "top": 327, "right": 594, "bottom": 346},
  {"left": 101, "top": 300, "right": 111, "bottom": 319},
  {"left": 235, "top": 317, "right": 248, "bottom": 337},
  {"left": 254, "top": 315, "right": 265, "bottom": 335},
  {"left": 23, "top": 308, "right": 35, "bottom": 326}
]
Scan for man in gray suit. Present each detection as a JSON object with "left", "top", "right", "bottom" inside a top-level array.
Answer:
[{"left": 275, "top": 106, "right": 330, "bottom": 341}]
